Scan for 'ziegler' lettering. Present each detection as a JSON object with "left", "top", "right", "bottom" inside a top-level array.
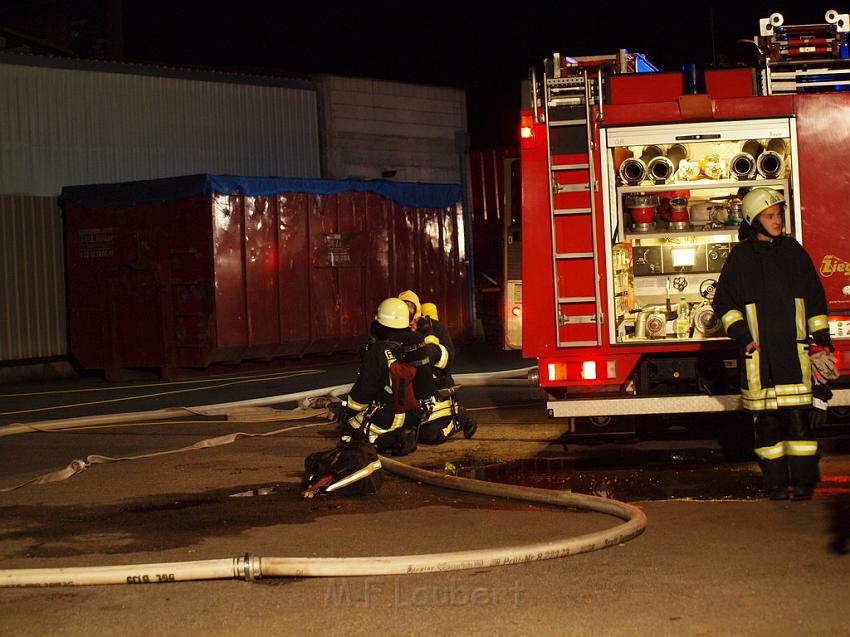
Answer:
[{"left": 820, "top": 255, "right": 850, "bottom": 277}]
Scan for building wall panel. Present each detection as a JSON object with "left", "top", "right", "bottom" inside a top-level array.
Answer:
[
  {"left": 0, "top": 60, "right": 321, "bottom": 196},
  {"left": 0, "top": 195, "right": 66, "bottom": 361},
  {"left": 318, "top": 74, "right": 468, "bottom": 183}
]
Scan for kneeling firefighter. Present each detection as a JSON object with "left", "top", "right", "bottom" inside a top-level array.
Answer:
[
  {"left": 713, "top": 187, "right": 835, "bottom": 500},
  {"left": 340, "top": 297, "right": 435, "bottom": 456},
  {"left": 399, "top": 291, "right": 477, "bottom": 443}
]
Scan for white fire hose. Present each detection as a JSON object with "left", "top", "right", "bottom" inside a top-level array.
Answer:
[{"left": 0, "top": 366, "right": 647, "bottom": 587}]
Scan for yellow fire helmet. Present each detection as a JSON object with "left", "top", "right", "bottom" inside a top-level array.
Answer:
[{"left": 421, "top": 302, "right": 439, "bottom": 320}]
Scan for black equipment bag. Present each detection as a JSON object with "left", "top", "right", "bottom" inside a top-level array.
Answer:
[{"left": 302, "top": 440, "right": 383, "bottom": 497}]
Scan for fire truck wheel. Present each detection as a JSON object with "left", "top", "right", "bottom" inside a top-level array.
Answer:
[{"left": 571, "top": 415, "right": 637, "bottom": 438}]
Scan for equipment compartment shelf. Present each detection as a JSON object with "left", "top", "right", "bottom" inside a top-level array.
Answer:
[
  {"left": 623, "top": 228, "right": 740, "bottom": 240},
  {"left": 617, "top": 178, "right": 786, "bottom": 194},
  {"left": 616, "top": 178, "right": 790, "bottom": 241}
]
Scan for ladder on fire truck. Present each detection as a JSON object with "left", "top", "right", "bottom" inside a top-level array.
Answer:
[{"left": 538, "top": 53, "right": 616, "bottom": 348}]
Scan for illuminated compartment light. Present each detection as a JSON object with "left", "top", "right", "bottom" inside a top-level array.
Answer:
[
  {"left": 581, "top": 361, "right": 597, "bottom": 380},
  {"left": 672, "top": 248, "right": 696, "bottom": 267},
  {"left": 606, "top": 360, "right": 617, "bottom": 379},
  {"left": 511, "top": 306, "right": 522, "bottom": 317}
]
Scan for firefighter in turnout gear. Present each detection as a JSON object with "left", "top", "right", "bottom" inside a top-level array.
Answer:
[
  {"left": 713, "top": 187, "right": 833, "bottom": 500},
  {"left": 398, "top": 291, "right": 477, "bottom": 442},
  {"left": 419, "top": 302, "right": 456, "bottom": 388},
  {"left": 340, "top": 298, "right": 429, "bottom": 456}
]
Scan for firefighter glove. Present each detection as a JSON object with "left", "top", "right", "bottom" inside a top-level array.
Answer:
[
  {"left": 328, "top": 401, "right": 354, "bottom": 425},
  {"left": 811, "top": 349, "right": 839, "bottom": 382},
  {"left": 419, "top": 396, "right": 435, "bottom": 418}
]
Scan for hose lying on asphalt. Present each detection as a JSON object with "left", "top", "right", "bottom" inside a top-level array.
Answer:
[
  {"left": 0, "top": 365, "right": 647, "bottom": 586},
  {"left": 0, "top": 455, "right": 646, "bottom": 586},
  {"left": 0, "top": 367, "right": 535, "bottom": 438}
]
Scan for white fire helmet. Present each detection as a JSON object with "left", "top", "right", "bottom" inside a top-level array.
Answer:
[
  {"left": 375, "top": 297, "right": 410, "bottom": 329},
  {"left": 741, "top": 187, "right": 785, "bottom": 225}
]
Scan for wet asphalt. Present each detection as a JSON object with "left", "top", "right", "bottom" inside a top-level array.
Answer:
[{"left": 1, "top": 345, "right": 849, "bottom": 635}]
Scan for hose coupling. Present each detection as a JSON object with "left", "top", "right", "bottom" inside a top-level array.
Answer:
[{"left": 236, "top": 553, "right": 262, "bottom": 581}]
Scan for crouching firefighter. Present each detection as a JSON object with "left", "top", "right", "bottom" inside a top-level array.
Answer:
[
  {"left": 339, "top": 298, "right": 430, "bottom": 456},
  {"left": 399, "top": 291, "right": 477, "bottom": 443}
]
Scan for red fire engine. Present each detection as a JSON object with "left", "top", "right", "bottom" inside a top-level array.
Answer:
[{"left": 520, "top": 10, "right": 850, "bottom": 436}]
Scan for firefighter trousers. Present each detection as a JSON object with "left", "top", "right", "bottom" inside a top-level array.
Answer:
[
  {"left": 418, "top": 396, "right": 477, "bottom": 444},
  {"left": 419, "top": 397, "right": 457, "bottom": 444},
  {"left": 345, "top": 407, "right": 420, "bottom": 457},
  {"left": 753, "top": 408, "right": 819, "bottom": 489}
]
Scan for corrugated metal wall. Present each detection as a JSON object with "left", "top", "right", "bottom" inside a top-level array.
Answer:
[
  {"left": 318, "top": 74, "right": 467, "bottom": 183},
  {"left": 0, "top": 56, "right": 322, "bottom": 364},
  {"left": 0, "top": 59, "right": 321, "bottom": 195},
  {"left": 0, "top": 195, "right": 65, "bottom": 361}
]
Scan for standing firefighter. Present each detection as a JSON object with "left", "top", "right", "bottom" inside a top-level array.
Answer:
[
  {"left": 340, "top": 298, "right": 430, "bottom": 456},
  {"left": 713, "top": 187, "right": 834, "bottom": 500}
]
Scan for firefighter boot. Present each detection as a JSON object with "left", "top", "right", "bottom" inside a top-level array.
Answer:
[
  {"left": 458, "top": 406, "right": 477, "bottom": 439},
  {"left": 783, "top": 408, "right": 819, "bottom": 501},
  {"left": 791, "top": 484, "right": 814, "bottom": 501},
  {"left": 789, "top": 456, "right": 818, "bottom": 500},
  {"left": 755, "top": 413, "right": 789, "bottom": 500},
  {"left": 758, "top": 458, "right": 790, "bottom": 500}
]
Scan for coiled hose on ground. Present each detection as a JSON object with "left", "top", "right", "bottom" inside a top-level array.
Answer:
[{"left": 0, "top": 367, "right": 647, "bottom": 587}]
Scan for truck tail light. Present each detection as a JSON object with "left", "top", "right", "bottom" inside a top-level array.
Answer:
[
  {"left": 520, "top": 113, "right": 536, "bottom": 149},
  {"left": 547, "top": 363, "right": 567, "bottom": 381},
  {"left": 546, "top": 360, "right": 618, "bottom": 383}
]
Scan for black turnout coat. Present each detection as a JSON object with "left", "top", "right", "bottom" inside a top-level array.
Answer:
[{"left": 712, "top": 235, "right": 830, "bottom": 412}]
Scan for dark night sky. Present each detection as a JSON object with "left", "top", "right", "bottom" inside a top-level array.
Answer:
[{"left": 115, "top": 1, "right": 835, "bottom": 147}]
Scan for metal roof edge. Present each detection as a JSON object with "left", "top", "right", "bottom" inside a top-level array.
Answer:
[
  {"left": 313, "top": 72, "right": 468, "bottom": 94},
  {"left": 0, "top": 51, "right": 316, "bottom": 91}
]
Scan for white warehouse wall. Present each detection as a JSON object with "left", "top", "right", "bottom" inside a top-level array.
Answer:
[
  {"left": 0, "top": 57, "right": 321, "bottom": 196},
  {"left": 317, "top": 74, "right": 468, "bottom": 184}
]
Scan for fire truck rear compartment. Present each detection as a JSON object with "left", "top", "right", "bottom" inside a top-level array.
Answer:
[
  {"left": 638, "top": 352, "right": 739, "bottom": 395},
  {"left": 552, "top": 351, "right": 741, "bottom": 440}
]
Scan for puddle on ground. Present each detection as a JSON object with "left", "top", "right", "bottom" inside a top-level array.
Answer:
[
  {"left": 0, "top": 476, "right": 510, "bottom": 559},
  {"left": 442, "top": 456, "right": 770, "bottom": 502},
  {"left": 229, "top": 485, "right": 280, "bottom": 497}
]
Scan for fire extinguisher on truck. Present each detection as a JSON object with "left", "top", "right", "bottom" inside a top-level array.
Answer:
[{"left": 519, "top": 10, "right": 850, "bottom": 438}]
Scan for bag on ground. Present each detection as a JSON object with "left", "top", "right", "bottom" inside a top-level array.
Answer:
[{"left": 302, "top": 440, "right": 383, "bottom": 497}]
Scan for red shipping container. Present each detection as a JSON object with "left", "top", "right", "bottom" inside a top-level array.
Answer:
[{"left": 62, "top": 175, "right": 468, "bottom": 378}]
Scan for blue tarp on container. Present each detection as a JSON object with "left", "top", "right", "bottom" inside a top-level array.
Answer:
[{"left": 61, "top": 174, "right": 463, "bottom": 210}]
